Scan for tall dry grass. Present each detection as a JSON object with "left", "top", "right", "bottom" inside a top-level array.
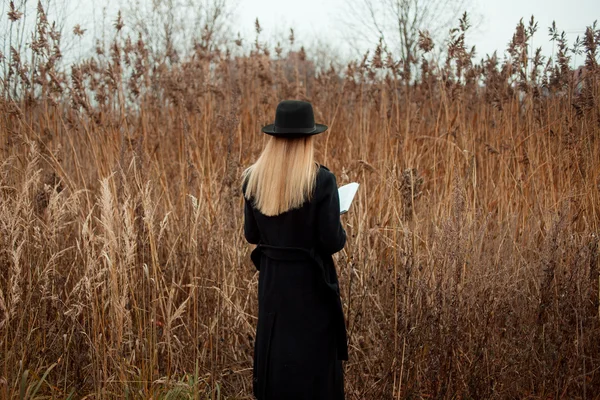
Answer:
[{"left": 1, "top": 6, "right": 600, "bottom": 399}]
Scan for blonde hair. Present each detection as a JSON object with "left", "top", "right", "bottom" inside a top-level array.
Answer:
[{"left": 243, "top": 136, "right": 317, "bottom": 216}]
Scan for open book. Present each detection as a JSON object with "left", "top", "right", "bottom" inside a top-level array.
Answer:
[{"left": 338, "top": 182, "right": 359, "bottom": 214}]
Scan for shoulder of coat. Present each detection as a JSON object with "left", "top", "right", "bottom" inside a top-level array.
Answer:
[
  {"left": 315, "top": 164, "right": 337, "bottom": 196},
  {"left": 317, "top": 163, "right": 330, "bottom": 172},
  {"left": 316, "top": 165, "right": 335, "bottom": 184}
]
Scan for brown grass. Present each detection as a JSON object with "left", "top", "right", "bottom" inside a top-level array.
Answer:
[{"left": 1, "top": 6, "right": 600, "bottom": 399}]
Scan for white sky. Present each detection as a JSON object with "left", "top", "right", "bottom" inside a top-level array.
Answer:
[
  {"left": 236, "top": 0, "right": 599, "bottom": 63},
  {"left": 1, "top": 0, "right": 598, "bottom": 66}
]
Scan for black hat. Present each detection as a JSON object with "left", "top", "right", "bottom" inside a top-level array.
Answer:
[{"left": 262, "top": 100, "right": 328, "bottom": 138}]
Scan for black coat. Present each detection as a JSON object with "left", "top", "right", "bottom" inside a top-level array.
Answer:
[{"left": 243, "top": 165, "right": 348, "bottom": 400}]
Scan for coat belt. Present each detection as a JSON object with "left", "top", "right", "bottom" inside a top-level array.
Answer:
[{"left": 251, "top": 243, "right": 349, "bottom": 361}]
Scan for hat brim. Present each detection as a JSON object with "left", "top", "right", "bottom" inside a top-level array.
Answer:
[{"left": 261, "top": 123, "right": 328, "bottom": 138}]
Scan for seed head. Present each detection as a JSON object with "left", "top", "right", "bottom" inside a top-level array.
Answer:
[
  {"left": 418, "top": 30, "right": 434, "bottom": 53},
  {"left": 73, "top": 24, "right": 86, "bottom": 37},
  {"left": 8, "top": 1, "right": 23, "bottom": 22},
  {"left": 114, "top": 11, "right": 124, "bottom": 32}
]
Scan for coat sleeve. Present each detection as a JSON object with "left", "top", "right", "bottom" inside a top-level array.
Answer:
[
  {"left": 242, "top": 178, "right": 260, "bottom": 244},
  {"left": 316, "top": 171, "right": 347, "bottom": 254},
  {"left": 244, "top": 198, "right": 260, "bottom": 244}
]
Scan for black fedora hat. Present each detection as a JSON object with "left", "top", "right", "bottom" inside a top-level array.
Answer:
[{"left": 262, "top": 100, "right": 328, "bottom": 138}]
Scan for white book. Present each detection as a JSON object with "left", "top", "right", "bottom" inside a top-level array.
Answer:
[{"left": 338, "top": 182, "right": 359, "bottom": 214}]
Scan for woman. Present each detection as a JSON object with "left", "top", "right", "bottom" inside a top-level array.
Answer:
[{"left": 242, "top": 100, "right": 348, "bottom": 400}]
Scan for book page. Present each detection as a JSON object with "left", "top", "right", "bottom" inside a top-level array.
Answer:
[{"left": 338, "top": 182, "right": 359, "bottom": 214}]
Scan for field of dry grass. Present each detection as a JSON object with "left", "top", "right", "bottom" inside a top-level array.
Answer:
[{"left": 1, "top": 5, "right": 600, "bottom": 399}]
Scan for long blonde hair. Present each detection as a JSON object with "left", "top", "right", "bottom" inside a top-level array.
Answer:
[{"left": 243, "top": 136, "right": 317, "bottom": 216}]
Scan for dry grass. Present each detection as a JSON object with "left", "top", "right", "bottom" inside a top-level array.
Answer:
[{"left": 1, "top": 6, "right": 600, "bottom": 399}]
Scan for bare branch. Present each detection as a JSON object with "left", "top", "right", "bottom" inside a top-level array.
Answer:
[{"left": 342, "top": 0, "right": 479, "bottom": 64}]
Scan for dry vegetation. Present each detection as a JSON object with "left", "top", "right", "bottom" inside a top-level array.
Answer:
[{"left": 1, "top": 3, "right": 600, "bottom": 399}]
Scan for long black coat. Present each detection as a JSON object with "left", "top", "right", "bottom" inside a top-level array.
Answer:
[{"left": 243, "top": 165, "right": 348, "bottom": 400}]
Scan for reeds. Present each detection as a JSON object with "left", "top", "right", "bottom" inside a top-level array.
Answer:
[{"left": 1, "top": 4, "right": 600, "bottom": 399}]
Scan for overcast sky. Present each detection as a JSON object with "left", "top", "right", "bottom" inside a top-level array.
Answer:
[
  {"left": 1, "top": 0, "right": 598, "bottom": 66},
  {"left": 236, "top": 0, "right": 598, "bottom": 63}
]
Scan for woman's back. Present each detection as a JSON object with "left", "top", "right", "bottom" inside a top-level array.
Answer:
[{"left": 244, "top": 165, "right": 346, "bottom": 254}]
